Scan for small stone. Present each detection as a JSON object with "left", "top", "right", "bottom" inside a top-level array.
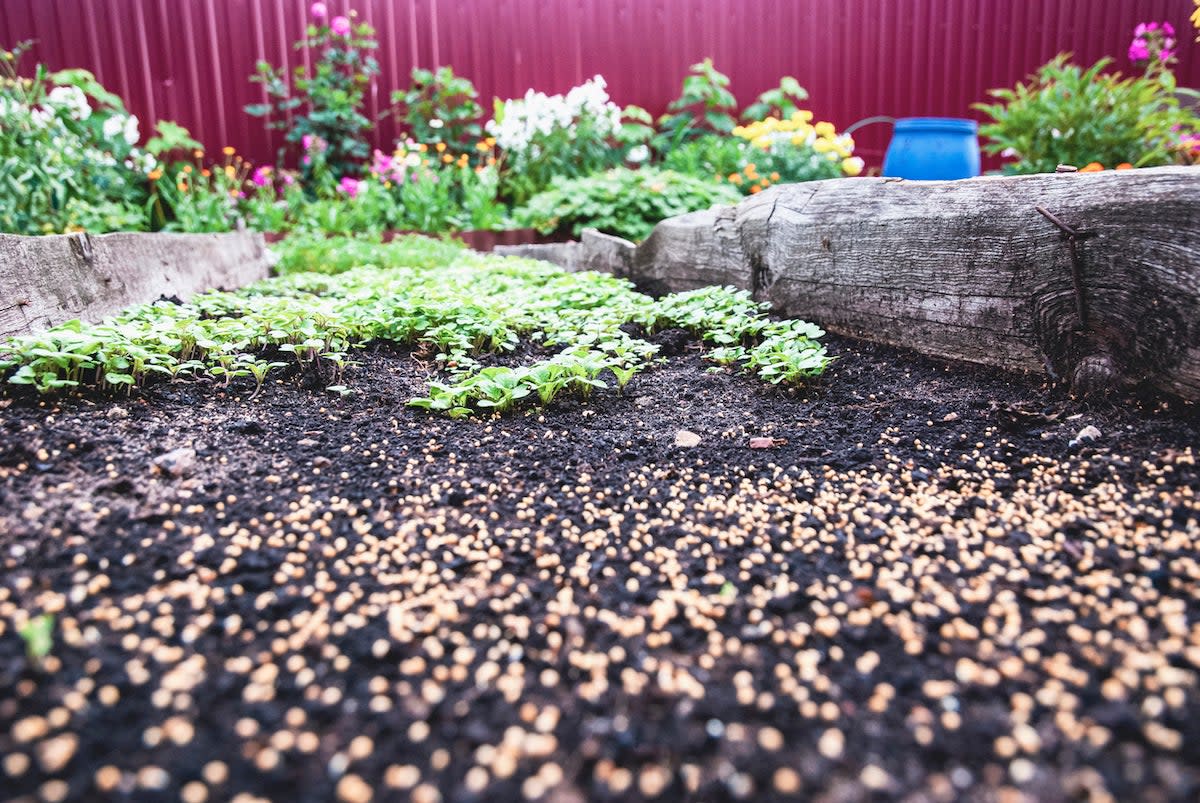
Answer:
[
  {"left": 106, "top": 406, "right": 130, "bottom": 420},
  {"left": 1069, "top": 425, "right": 1101, "bottom": 448},
  {"left": 152, "top": 447, "right": 197, "bottom": 478},
  {"left": 749, "top": 437, "right": 779, "bottom": 449},
  {"left": 674, "top": 430, "right": 701, "bottom": 448},
  {"left": 11, "top": 716, "right": 48, "bottom": 743}
]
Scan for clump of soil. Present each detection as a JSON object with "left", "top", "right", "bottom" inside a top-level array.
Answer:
[{"left": 0, "top": 334, "right": 1197, "bottom": 802}]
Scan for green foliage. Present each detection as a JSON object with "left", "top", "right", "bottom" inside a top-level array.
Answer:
[
  {"left": 18, "top": 614, "right": 54, "bottom": 663},
  {"left": 1, "top": 239, "right": 829, "bottom": 412},
  {"left": 272, "top": 232, "right": 464, "bottom": 275},
  {"left": 975, "top": 55, "right": 1189, "bottom": 174},
  {"left": 662, "top": 134, "right": 749, "bottom": 181},
  {"left": 391, "top": 66, "right": 483, "bottom": 157},
  {"left": 143, "top": 121, "right": 203, "bottom": 159},
  {"left": 0, "top": 41, "right": 153, "bottom": 234},
  {"left": 741, "top": 76, "right": 809, "bottom": 121},
  {"left": 246, "top": 15, "right": 380, "bottom": 180},
  {"left": 516, "top": 167, "right": 741, "bottom": 242},
  {"left": 654, "top": 58, "right": 739, "bottom": 153}
]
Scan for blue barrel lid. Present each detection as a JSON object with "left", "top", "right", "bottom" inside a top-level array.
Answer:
[{"left": 893, "top": 117, "right": 978, "bottom": 134}]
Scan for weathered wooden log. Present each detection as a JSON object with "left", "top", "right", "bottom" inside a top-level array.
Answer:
[
  {"left": 618, "top": 166, "right": 1198, "bottom": 400},
  {"left": 0, "top": 230, "right": 272, "bottom": 338}
]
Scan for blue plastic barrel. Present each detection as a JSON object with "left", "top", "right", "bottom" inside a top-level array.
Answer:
[{"left": 882, "top": 117, "right": 980, "bottom": 180}]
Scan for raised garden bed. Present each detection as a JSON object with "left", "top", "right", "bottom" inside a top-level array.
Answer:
[
  {"left": 0, "top": 330, "right": 1197, "bottom": 801},
  {"left": 261, "top": 228, "right": 568, "bottom": 252}
]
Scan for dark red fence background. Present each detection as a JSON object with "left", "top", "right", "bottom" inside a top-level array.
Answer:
[{"left": 3, "top": 0, "right": 1199, "bottom": 168}]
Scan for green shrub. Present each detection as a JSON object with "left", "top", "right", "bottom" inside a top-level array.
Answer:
[
  {"left": 975, "top": 55, "right": 1190, "bottom": 174},
  {"left": 391, "top": 66, "right": 483, "bottom": 158},
  {"left": 517, "top": 167, "right": 741, "bottom": 242}
]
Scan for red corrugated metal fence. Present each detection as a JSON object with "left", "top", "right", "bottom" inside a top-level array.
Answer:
[{"left": 3, "top": 0, "right": 1198, "bottom": 168}]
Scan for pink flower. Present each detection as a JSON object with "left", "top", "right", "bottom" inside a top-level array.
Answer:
[
  {"left": 310, "top": 2, "right": 328, "bottom": 19},
  {"left": 330, "top": 15, "right": 351, "bottom": 36},
  {"left": 301, "top": 155, "right": 312, "bottom": 166},
  {"left": 1161, "top": 48, "right": 1175, "bottom": 62},
  {"left": 1164, "top": 22, "right": 1176, "bottom": 37},
  {"left": 251, "top": 166, "right": 273, "bottom": 187},
  {"left": 302, "top": 134, "right": 314, "bottom": 150},
  {"left": 1129, "top": 40, "right": 1150, "bottom": 61},
  {"left": 1134, "top": 23, "right": 1148, "bottom": 36},
  {"left": 339, "top": 176, "right": 362, "bottom": 198}
]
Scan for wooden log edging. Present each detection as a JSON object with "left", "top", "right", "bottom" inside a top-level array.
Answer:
[
  {"left": 0, "top": 230, "right": 273, "bottom": 338},
  {"left": 504, "top": 167, "right": 1200, "bottom": 401}
]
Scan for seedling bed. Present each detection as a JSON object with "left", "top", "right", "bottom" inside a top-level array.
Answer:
[{"left": 1, "top": 330, "right": 1198, "bottom": 802}]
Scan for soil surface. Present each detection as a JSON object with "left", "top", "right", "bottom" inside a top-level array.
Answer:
[{"left": 1, "top": 334, "right": 1198, "bottom": 803}]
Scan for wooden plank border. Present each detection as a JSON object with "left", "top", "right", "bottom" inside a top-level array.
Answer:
[{"left": 0, "top": 231, "right": 273, "bottom": 338}]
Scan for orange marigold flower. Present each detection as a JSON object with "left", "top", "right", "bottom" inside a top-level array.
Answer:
[
  {"left": 1115, "top": 162, "right": 1133, "bottom": 170},
  {"left": 222, "top": 146, "right": 235, "bottom": 156},
  {"left": 1078, "top": 162, "right": 1104, "bottom": 173},
  {"left": 770, "top": 172, "right": 781, "bottom": 181},
  {"left": 193, "top": 149, "right": 204, "bottom": 158},
  {"left": 486, "top": 157, "right": 497, "bottom": 166},
  {"left": 749, "top": 185, "right": 762, "bottom": 194},
  {"left": 182, "top": 165, "right": 193, "bottom": 174},
  {"left": 442, "top": 154, "right": 454, "bottom": 163},
  {"left": 201, "top": 169, "right": 211, "bottom": 177},
  {"left": 435, "top": 142, "right": 447, "bottom": 153},
  {"left": 177, "top": 181, "right": 189, "bottom": 192},
  {"left": 727, "top": 173, "right": 742, "bottom": 183},
  {"left": 485, "top": 137, "right": 496, "bottom": 147},
  {"left": 417, "top": 143, "right": 428, "bottom": 152},
  {"left": 148, "top": 169, "right": 163, "bottom": 181},
  {"left": 475, "top": 141, "right": 490, "bottom": 152}
]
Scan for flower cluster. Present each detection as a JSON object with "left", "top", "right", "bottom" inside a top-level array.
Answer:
[
  {"left": 44, "top": 86, "right": 90, "bottom": 121},
  {"left": 733, "top": 112, "right": 864, "bottom": 178},
  {"left": 485, "top": 75, "right": 621, "bottom": 154},
  {"left": 1129, "top": 22, "right": 1177, "bottom": 72}
]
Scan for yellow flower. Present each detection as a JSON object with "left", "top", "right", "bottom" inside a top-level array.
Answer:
[
  {"left": 442, "top": 153, "right": 454, "bottom": 163},
  {"left": 752, "top": 135, "right": 771, "bottom": 149},
  {"left": 182, "top": 165, "right": 193, "bottom": 174},
  {"left": 475, "top": 141, "right": 490, "bottom": 152},
  {"left": 790, "top": 134, "right": 805, "bottom": 147},
  {"left": 842, "top": 157, "right": 865, "bottom": 177},
  {"left": 224, "top": 165, "right": 236, "bottom": 179},
  {"left": 812, "top": 138, "right": 832, "bottom": 154},
  {"left": 435, "top": 142, "right": 447, "bottom": 153},
  {"left": 791, "top": 110, "right": 813, "bottom": 122},
  {"left": 222, "top": 146, "right": 235, "bottom": 156},
  {"left": 148, "top": 169, "right": 163, "bottom": 181},
  {"left": 485, "top": 137, "right": 496, "bottom": 147},
  {"left": 814, "top": 121, "right": 836, "bottom": 138}
]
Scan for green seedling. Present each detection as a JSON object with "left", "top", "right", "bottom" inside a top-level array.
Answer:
[{"left": 19, "top": 614, "right": 54, "bottom": 664}]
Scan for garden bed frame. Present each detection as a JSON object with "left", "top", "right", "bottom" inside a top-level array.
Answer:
[
  {"left": 499, "top": 166, "right": 1200, "bottom": 401},
  {"left": 0, "top": 230, "right": 271, "bottom": 338}
]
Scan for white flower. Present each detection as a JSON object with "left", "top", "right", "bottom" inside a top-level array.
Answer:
[
  {"left": 102, "top": 114, "right": 125, "bottom": 141},
  {"left": 123, "top": 115, "right": 140, "bottom": 145},
  {"left": 627, "top": 144, "right": 650, "bottom": 163},
  {"left": 46, "top": 85, "right": 91, "bottom": 120},
  {"left": 486, "top": 75, "right": 621, "bottom": 156},
  {"left": 30, "top": 107, "right": 53, "bottom": 128},
  {"left": 1051, "top": 128, "right": 1061, "bottom": 139},
  {"left": 428, "top": 118, "right": 444, "bottom": 129}
]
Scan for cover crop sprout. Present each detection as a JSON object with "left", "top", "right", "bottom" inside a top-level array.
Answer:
[{"left": 1, "top": 237, "right": 830, "bottom": 415}]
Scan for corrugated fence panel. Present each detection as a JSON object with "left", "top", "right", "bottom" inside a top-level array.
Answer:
[{"left": 3, "top": 0, "right": 1199, "bottom": 168}]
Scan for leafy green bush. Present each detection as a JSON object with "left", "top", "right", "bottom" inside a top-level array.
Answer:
[
  {"left": 0, "top": 41, "right": 155, "bottom": 234},
  {"left": 516, "top": 167, "right": 741, "bottom": 242},
  {"left": 662, "top": 134, "right": 748, "bottom": 182},
  {"left": 653, "top": 58, "right": 739, "bottom": 153},
  {"left": 975, "top": 55, "right": 1190, "bottom": 174}
]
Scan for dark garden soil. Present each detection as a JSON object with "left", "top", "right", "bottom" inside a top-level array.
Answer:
[{"left": 1, "top": 334, "right": 1198, "bottom": 803}]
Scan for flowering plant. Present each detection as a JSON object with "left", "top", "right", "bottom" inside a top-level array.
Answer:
[
  {"left": 149, "top": 147, "right": 249, "bottom": 233},
  {"left": 976, "top": 55, "right": 1190, "bottom": 175},
  {"left": 246, "top": 6, "right": 380, "bottom": 181},
  {"left": 729, "top": 112, "right": 864, "bottom": 192},
  {"left": 1129, "top": 21, "right": 1178, "bottom": 80},
  {"left": 486, "top": 75, "right": 623, "bottom": 204},
  {"left": 0, "top": 41, "right": 154, "bottom": 233}
]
